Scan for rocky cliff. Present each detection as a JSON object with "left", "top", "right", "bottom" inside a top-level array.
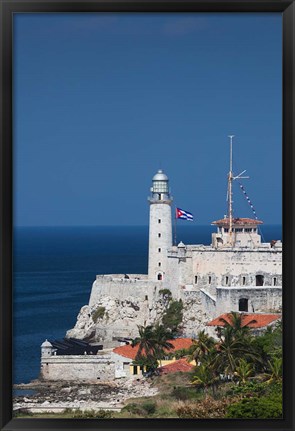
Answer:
[{"left": 66, "top": 281, "right": 209, "bottom": 347}]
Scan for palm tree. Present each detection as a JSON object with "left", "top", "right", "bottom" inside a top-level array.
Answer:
[
  {"left": 214, "top": 325, "right": 261, "bottom": 378},
  {"left": 218, "top": 311, "right": 251, "bottom": 341},
  {"left": 132, "top": 324, "right": 173, "bottom": 368},
  {"left": 234, "top": 359, "right": 254, "bottom": 384},
  {"left": 132, "top": 325, "right": 157, "bottom": 358},
  {"left": 152, "top": 323, "right": 174, "bottom": 365},
  {"left": 188, "top": 330, "right": 215, "bottom": 366},
  {"left": 264, "top": 357, "right": 282, "bottom": 384},
  {"left": 191, "top": 363, "right": 219, "bottom": 397}
]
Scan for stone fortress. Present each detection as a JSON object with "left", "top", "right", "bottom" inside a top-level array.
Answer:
[
  {"left": 40, "top": 149, "right": 282, "bottom": 381},
  {"left": 65, "top": 166, "right": 282, "bottom": 345}
]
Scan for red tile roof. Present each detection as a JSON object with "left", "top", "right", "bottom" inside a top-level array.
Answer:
[
  {"left": 113, "top": 338, "right": 193, "bottom": 360},
  {"left": 207, "top": 313, "right": 281, "bottom": 328},
  {"left": 158, "top": 358, "right": 194, "bottom": 374},
  {"left": 212, "top": 217, "right": 263, "bottom": 226}
]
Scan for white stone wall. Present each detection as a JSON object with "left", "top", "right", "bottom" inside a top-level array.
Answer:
[
  {"left": 67, "top": 240, "right": 282, "bottom": 346},
  {"left": 215, "top": 286, "right": 282, "bottom": 315},
  {"left": 89, "top": 275, "right": 151, "bottom": 307},
  {"left": 148, "top": 202, "right": 172, "bottom": 281},
  {"left": 40, "top": 354, "right": 115, "bottom": 381},
  {"left": 190, "top": 246, "right": 282, "bottom": 290},
  {"left": 111, "top": 352, "right": 132, "bottom": 379}
]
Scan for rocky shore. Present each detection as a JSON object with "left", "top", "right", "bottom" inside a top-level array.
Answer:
[{"left": 13, "top": 377, "right": 158, "bottom": 413}]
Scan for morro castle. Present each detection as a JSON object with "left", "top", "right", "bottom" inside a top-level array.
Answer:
[{"left": 65, "top": 166, "right": 282, "bottom": 347}]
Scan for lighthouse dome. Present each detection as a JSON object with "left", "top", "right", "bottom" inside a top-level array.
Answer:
[{"left": 152, "top": 170, "right": 168, "bottom": 181}]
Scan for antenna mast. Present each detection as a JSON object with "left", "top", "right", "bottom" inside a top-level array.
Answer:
[
  {"left": 227, "top": 135, "right": 249, "bottom": 246},
  {"left": 228, "top": 135, "right": 234, "bottom": 246}
]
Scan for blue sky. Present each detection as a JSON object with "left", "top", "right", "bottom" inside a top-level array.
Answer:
[{"left": 13, "top": 13, "right": 282, "bottom": 226}]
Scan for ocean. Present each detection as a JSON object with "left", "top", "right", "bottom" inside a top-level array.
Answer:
[{"left": 13, "top": 224, "right": 282, "bottom": 384}]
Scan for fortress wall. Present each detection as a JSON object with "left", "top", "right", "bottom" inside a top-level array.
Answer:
[
  {"left": 40, "top": 354, "right": 115, "bottom": 381},
  {"left": 165, "top": 247, "right": 282, "bottom": 296},
  {"left": 215, "top": 286, "right": 282, "bottom": 315},
  {"left": 200, "top": 289, "right": 217, "bottom": 317},
  {"left": 178, "top": 254, "right": 194, "bottom": 286},
  {"left": 191, "top": 249, "right": 282, "bottom": 289},
  {"left": 164, "top": 254, "right": 180, "bottom": 298},
  {"left": 89, "top": 277, "right": 153, "bottom": 306}
]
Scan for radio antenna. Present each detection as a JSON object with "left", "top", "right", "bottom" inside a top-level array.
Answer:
[{"left": 227, "top": 135, "right": 249, "bottom": 246}]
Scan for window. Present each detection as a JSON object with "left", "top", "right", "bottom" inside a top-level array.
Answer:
[
  {"left": 245, "top": 228, "right": 252, "bottom": 233},
  {"left": 242, "top": 276, "right": 246, "bottom": 286},
  {"left": 158, "top": 219, "right": 161, "bottom": 224},
  {"left": 195, "top": 276, "right": 198, "bottom": 284},
  {"left": 158, "top": 262, "right": 161, "bottom": 267},
  {"left": 133, "top": 366, "right": 138, "bottom": 375},
  {"left": 224, "top": 228, "right": 229, "bottom": 232},
  {"left": 158, "top": 248, "right": 161, "bottom": 252},
  {"left": 158, "top": 233, "right": 161, "bottom": 238},
  {"left": 235, "top": 228, "right": 243, "bottom": 232},
  {"left": 225, "top": 276, "right": 229, "bottom": 285},
  {"left": 273, "top": 277, "right": 277, "bottom": 286},
  {"left": 157, "top": 273, "right": 163, "bottom": 281},
  {"left": 208, "top": 276, "right": 211, "bottom": 284},
  {"left": 256, "top": 275, "right": 264, "bottom": 286},
  {"left": 145, "top": 295, "right": 148, "bottom": 300},
  {"left": 239, "top": 298, "right": 248, "bottom": 312}
]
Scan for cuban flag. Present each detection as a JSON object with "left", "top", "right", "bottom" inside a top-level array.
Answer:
[{"left": 176, "top": 208, "right": 193, "bottom": 221}]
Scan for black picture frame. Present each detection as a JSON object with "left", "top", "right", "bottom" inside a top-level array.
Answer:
[{"left": 1, "top": 1, "right": 294, "bottom": 430}]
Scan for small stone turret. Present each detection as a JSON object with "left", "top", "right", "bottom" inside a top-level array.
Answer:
[{"left": 41, "top": 339, "right": 54, "bottom": 358}]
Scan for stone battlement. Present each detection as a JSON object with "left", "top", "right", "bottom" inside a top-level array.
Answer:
[{"left": 96, "top": 274, "right": 148, "bottom": 282}]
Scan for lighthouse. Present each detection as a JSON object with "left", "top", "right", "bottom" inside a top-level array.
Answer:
[{"left": 148, "top": 170, "right": 173, "bottom": 281}]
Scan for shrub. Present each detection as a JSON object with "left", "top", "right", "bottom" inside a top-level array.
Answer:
[
  {"left": 121, "top": 403, "right": 145, "bottom": 415},
  {"left": 171, "top": 386, "right": 200, "bottom": 401},
  {"left": 63, "top": 408, "right": 113, "bottom": 419},
  {"left": 92, "top": 307, "right": 106, "bottom": 322},
  {"left": 227, "top": 380, "right": 265, "bottom": 397},
  {"left": 176, "top": 396, "right": 239, "bottom": 419},
  {"left": 162, "top": 299, "right": 183, "bottom": 335},
  {"left": 14, "top": 408, "right": 33, "bottom": 417},
  {"left": 141, "top": 401, "right": 156, "bottom": 415},
  {"left": 226, "top": 394, "right": 282, "bottom": 419}
]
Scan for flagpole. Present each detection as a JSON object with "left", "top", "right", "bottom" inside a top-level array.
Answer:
[{"left": 173, "top": 207, "right": 177, "bottom": 246}]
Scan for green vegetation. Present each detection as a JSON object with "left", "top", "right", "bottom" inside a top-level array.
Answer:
[
  {"left": 132, "top": 324, "right": 174, "bottom": 370},
  {"left": 128, "top": 312, "right": 282, "bottom": 419},
  {"left": 14, "top": 408, "right": 113, "bottom": 419},
  {"left": 226, "top": 388, "right": 282, "bottom": 419},
  {"left": 161, "top": 299, "right": 183, "bottom": 336},
  {"left": 131, "top": 299, "right": 184, "bottom": 371},
  {"left": 62, "top": 408, "right": 113, "bottom": 419},
  {"left": 92, "top": 306, "right": 106, "bottom": 322}
]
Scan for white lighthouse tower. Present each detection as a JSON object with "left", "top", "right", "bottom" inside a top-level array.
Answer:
[{"left": 148, "top": 170, "right": 173, "bottom": 281}]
